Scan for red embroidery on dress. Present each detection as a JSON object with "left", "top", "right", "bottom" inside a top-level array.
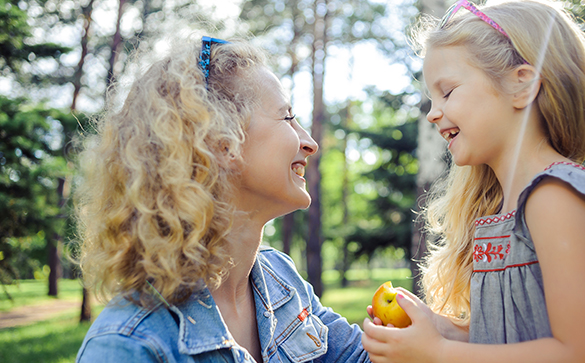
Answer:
[
  {"left": 474, "top": 260, "right": 538, "bottom": 273},
  {"left": 544, "top": 161, "right": 585, "bottom": 172},
  {"left": 475, "top": 235, "right": 511, "bottom": 240},
  {"left": 475, "top": 211, "right": 516, "bottom": 226},
  {"left": 473, "top": 241, "right": 511, "bottom": 262}
]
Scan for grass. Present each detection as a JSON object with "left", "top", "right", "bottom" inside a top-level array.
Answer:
[
  {"left": 0, "top": 268, "right": 412, "bottom": 362},
  {"left": 0, "top": 307, "right": 103, "bottom": 363},
  {"left": 1, "top": 279, "right": 84, "bottom": 312}
]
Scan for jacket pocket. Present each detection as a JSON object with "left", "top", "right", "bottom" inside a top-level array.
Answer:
[{"left": 279, "top": 308, "right": 328, "bottom": 363}]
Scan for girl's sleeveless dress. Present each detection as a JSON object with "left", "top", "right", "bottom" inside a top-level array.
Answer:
[{"left": 469, "top": 161, "right": 585, "bottom": 344}]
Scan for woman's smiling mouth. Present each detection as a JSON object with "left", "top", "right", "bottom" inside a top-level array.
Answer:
[{"left": 292, "top": 162, "right": 305, "bottom": 177}]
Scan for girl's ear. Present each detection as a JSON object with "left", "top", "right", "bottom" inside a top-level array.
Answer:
[{"left": 511, "top": 65, "right": 541, "bottom": 109}]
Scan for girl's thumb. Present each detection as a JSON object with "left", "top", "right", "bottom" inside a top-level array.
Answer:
[{"left": 396, "top": 293, "right": 421, "bottom": 322}]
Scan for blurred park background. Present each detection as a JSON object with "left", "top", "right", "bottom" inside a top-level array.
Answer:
[{"left": 1, "top": 0, "right": 584, "bottom": 362}]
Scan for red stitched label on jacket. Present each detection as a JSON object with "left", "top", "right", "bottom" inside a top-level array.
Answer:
[{"left": 298, "top": 308, "right": 309, "bottom": 321}]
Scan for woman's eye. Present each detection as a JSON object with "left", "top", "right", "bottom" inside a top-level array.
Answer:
[{"left": 284, "top": 114, "right": 296, "bottom": 123}]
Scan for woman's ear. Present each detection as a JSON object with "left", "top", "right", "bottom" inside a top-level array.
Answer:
[
  {"left": 217, "top": 142, "right": 238, "bottom": 170},
  {"left": 511, "top": 65, "right": 541, "bottom": 109}
]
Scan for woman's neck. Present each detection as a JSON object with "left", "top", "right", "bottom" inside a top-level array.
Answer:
[{"left": 212, "top": 214, "right": 264, "bottom": 305}]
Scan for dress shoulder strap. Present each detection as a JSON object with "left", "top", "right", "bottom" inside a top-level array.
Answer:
[{"left": 513, "top": 162, "right": 585, "bottom": 249}]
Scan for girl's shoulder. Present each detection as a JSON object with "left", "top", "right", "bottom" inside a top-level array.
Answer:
[
  {"left": 519, "top": 161, "right": 585, "bottom": 207},
  {"left": 513, "top": 161, "right": 585, "bottom": 244}
]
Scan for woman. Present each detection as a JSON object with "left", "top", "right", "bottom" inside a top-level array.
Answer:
[{"left": 75, "top": 36, "right": 370, "bottom": 363}]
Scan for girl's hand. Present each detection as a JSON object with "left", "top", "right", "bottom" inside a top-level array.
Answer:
[
  {"left": 366, "top": 288, "right": 468, "bottom": 341},
  {"left": 362, "top": 293, "right": 445, "bottom": 363},
  {"left": 366, "top": 287, "right": 433, "bottom": 326}
]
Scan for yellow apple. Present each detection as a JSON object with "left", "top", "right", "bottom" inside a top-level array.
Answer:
[{"left": 371, "top": 281, "right": 412, "bottom": 328}]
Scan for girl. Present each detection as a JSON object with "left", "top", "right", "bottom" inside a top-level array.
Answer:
[
  {"left": 75, "top": 36, "right": 370, "bottom": 362},
  {"left": 362, "top": 0, "right": 585, "bottom": 362}
]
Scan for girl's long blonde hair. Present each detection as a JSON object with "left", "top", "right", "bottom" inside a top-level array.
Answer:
[
  {"left": 75, "top": 36, "right": 266, "bottom": 306},
  {"left": 413, "top": 0, "right": 585, "bottom": 323}
]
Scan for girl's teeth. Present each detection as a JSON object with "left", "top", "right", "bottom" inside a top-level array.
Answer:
[
  {"left": 293, "top": 165, "right": 305, "bottom": 177},
  {"left": 442, "top": 129, "right": 459, "bottom": 141}
]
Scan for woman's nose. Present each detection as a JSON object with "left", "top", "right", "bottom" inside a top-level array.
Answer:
[
  {"left": 298, "top": 126, "right": 318, "bottom": 156},
  {"left": 426, "top": 103, "right": 442, "bottom": 124}
]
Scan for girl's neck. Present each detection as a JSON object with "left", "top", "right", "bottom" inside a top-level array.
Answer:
[{"left": 491, "top": 144, "right": 569, "bottom": 213}]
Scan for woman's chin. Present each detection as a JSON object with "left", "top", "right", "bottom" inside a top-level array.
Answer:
[{"left": 282, "top": 194, "right": 312, "bottom": 216}]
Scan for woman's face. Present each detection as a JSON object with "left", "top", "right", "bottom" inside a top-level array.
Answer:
[{"left": 234, "top": 67, "right": 318, "bottom": 220}]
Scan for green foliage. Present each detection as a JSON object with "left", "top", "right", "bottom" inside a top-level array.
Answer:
[
  {"left": 318, "top": 89, "right": 420, "bottom": 273},
  {"left": 343, "top": 91, "right": 419, "bottom": 260},
  {"left": 0, "top": 96, "right": 83, "bottom": 283},
  {"left": 566, "top": 0, "right": 585, "bottom": 21},
  {"left": 0, "top": 0, "right": 71, "bottom": 87},
  {"left": 0, "top": 0, "right": 90, "bottom": 287},
  {"left": 239, "top": 0, "right": 414, "bottom": 76}
]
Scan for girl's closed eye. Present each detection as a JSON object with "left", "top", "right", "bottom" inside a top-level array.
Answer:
[
  {"left": 443, "top": 88, "right": 454, "bottom": 99},
  {"left": 284, "top": 114, "right": 296, "bottom": 123}
]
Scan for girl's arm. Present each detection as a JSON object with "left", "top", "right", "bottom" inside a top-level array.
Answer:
[{"left": 361, "top": 178, "right": 585, "bottom": 363}]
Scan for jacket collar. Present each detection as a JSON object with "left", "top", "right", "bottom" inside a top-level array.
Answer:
[
  {"left": 250, "top": 249, "right": 296, "bottom": 312},
  {"left": 173, "top": 251, "right": 295, "bottom": 357}
]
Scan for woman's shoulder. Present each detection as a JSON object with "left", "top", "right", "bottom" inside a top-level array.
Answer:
[{"left": 77, "top": 297, "right": 178, "bottom": 362}]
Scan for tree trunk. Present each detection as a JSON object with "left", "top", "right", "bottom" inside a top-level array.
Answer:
[
  {"left": 80, "top": 287, "right": 92, "bottom": 322},
  {"left": 71, "top": 1, "right": 95, "bottom": 319},
  {"left": 306, "top": 0, "right": 328, "bottom": 298},
  {"left": 71, "top": 0, "right": 94, "bottom": 111},
  {"left": 410, "top": 0, "right": 448, "bottom": 299},
  {"left": 106, "top": 0, "right": 127, "bottom": 89},
  {"left": 48, "top": 177, "right": 67, "bottom": 296},
  {"left": 47, "top": 238, "right": 61, "bottom": 296}
]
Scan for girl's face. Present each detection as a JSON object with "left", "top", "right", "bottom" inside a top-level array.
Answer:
[
  {"left": 423, "top": 45, "right": 516, "bottom": 168},
  {"left": 235, "top": 67, "right": 318, "bottom": 220}
]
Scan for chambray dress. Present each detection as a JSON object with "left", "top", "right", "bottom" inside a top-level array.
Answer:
[{"left": 469, "top": 161, "right": 585, "bottom": 344}]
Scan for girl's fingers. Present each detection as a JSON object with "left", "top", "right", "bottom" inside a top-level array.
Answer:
[
  {"left": 394, "top": 287, "right": 421, "bottom": 302},
  {"left": 368, "top": 305, "right": 391, "bottom": 325},
  {"left": 367, "top": 305, "right": 374, "bottom": 319},
  {"left": 367, "top": 352, "right": 389, "bottom": 363},
  {"left": 362, "top": 322, "right": 394, "bottom": 355},
  {"left": 395, "top": 293, "right": 425, "bottom": 323},
  {"left": 363, "top": 318, "right": 394, "bottom": 341}
]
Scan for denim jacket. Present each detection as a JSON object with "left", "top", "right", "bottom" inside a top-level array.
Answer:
[{"left": 76, "top": 246, "right": 370, "bottom": 363}]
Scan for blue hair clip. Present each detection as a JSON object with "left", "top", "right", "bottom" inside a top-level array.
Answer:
[{"left": 198, "top": 36, "right": 231, "bottom": 88}]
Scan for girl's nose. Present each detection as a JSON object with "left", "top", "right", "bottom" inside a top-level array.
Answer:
[{"left": 426, "top": 103, "right": 443, "bottom": 124}]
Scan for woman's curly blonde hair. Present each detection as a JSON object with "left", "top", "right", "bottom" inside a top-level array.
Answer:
[{"left": 75, "top": 36, "right": 266, "bottom": 306}]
